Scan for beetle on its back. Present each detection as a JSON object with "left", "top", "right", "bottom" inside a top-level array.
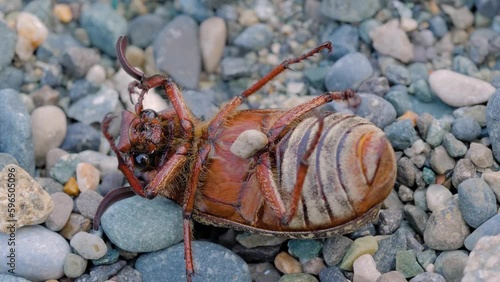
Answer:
[{"left": 94, "top": 36, "right": 396, "bottom": 281}]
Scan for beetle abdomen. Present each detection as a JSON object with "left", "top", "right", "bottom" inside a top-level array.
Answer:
[{"left": 277, "top": 113, "right": 396, "bottom": 231}]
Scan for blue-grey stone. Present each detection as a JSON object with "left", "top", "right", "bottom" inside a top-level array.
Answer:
[
  {"left": 422, "top": 167, "right": 436, "bottom": 185},
  {"left": 396, "top": 250, "right": 424, "bottom": 279},
  {"left": 40, "top": 64, "right": 63, "bottom": 87},
  {"left": 127, "top": 14, "right": 166, "bottom": 48},
  {"left": 404, "top": 205, "right": 428, "bottom": 236},
  {"left": 408, "top": 63, "right": 429, "bottom": 83},
  {"left": 0, "top": 274, "right": 30, "bottom": 282},
  {"left": 476, "top": 0, "right": 500, "bottom": 18},
  {"left": 378, "top": 209, "right": 403, "bottom": 235},
  {"left": 80, "top": 3, "right": 127, "bottom": 57},
  {"left": 76, "top": 190, "right": 103, "bottom": 219},
  {"left": 92, "top": 248, "right": 120, "bottom": 266},
  {"left": 467, "top": 29, "right": 494, "bottom": 64},
  {"left": 97, "top": 172, "right": 124, "bottom": 197},
  {"left": 23, "top": 0, "right": 53, "bottom": 27},
  {"left": 452, "top": 55, "right": 479, "bottom": 76},
  {"left": 182, "top": 90, "right": 219, "bottom": 120},
  {"left": 36, "top": 33, "right": 82, "bottom": 61},
  {"left": 384, "top": 119, "right": 419, "bottom": 150},
  {"left": 49, "top": 153, "right": 80, "bottom": 183},
  {"left": 428, "top": 16, "right": 448, "bottom": 38},
  {"left": 397, "top": 157, "right": 417, "bottom": 187},
  {"left": 373, "top": 229, "right": 407, "bottom": 273},
  {"left": 60, "top": 123, "right": 101, "bottom": 153},
  {"left": 353, "top": 93, "right": 397, "bottom": 129},
  {"left": 357, "top": 76, "right": 389, "bottom": 96},
  {"left": 323, "top": 235, "right": 353, "bottom": 266},
  {"left": 319, "top": 266, "right": 349, "bottom": 282},
  {"left": 0, "top": 153, "right": 18, "bottom": 171},
  {"left": 67, "top": 87, "right": 120, "bottom": 125},
  {"left": 0, "top": 67, "right": 23, "bottom": 90},
  {"left": 0, "top": 0, "right": 22, "bottom": 13},
  {"left": 409, "top": 272, "right": 445, "bottom": 282},
  {"left": 458, "top": 178, "right": 497, "bottom": 228},
  {"left": 220, "top": 57, "right": 250, "bottom": 80},
  {"left": 320, "top": 0, "right": 381, "bottom": 22},
  {"left": 426, "top": 118, "right": 448, "bottom": 148},
  {"left": 464, "top": 214, "right": 500, "bottom": 250},
  {"left": 322, "top": 24, "right": 359, "bottom": 60},
  {"left": 69, "top": 79, "right": 100, "bottom": 102},
  {"left": 0, "top": 225, "right": 70, "bottom": 281},
  {"left": 359, "top": 19, "right": 381, "bottom": 44},
  {"left": 287, "top": 240, "right": 322, "bottom": 260},
  {"left": 442, "top": 132, "right": 468, "bottom": 157},
  {"left": 77, "top": 260, "right": 127, "bottom": 282},
  {"left": 178, "top": 0, "right": 213, "bottom": 22},
  {"left": 384, "top": 64, "right": 411, "bottom": 85},
  {"left": 325, "top": 52, "right": 373, "bottom": 91},
  {"left": 416, "top": 249, "right": 436, "bottom": 270},
  {"left": 136, "top": 241, "right": 251, "bottom": 281},
  {"left": 486, "top": 89, "right": 500, "bottom": 162},
  {"left": 413, "top": 188, "right": 428, "bottom": 212},
  {"left": 411, "top": 79, "right": 433, "bottom": 103},
  {"left": 154, "top": 15, "right": 201, "bottom": 89},
  {"left": 451, "top": 159, "right": 476, "bottom": 189},
  {"left": 434, "top": 250, "right": 468, "bottom": 282},
  {"left": 60, "top": 46, "right": 101, "bottom": 78},
  {"left": 0, "top": 89, "right": 35, "bottom": 175},
  {"left": 101, "top": 196, "right": 183, "bottom": 252},
  {"left": 451, "top": 117, "right": 481, "bottom": 141},
  {"left": 385, "top": 90, "right": 412, "bottom": 116},
  {"left": 304, "top": 65, "right": 329, "bottom": 89},
  {"left": 453, "top": 105, "right": 487, "bottom": 127},
  {"left": 234, "top": 23, "right": 273, "bottom": 51}
]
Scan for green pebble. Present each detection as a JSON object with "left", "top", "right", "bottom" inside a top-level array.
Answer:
[
  {"left": 92, "top": 248, "right": 120, "bottom": 266},
  {"left": 287, "top": 239, "right": 322, "bottom": 260},
  {"left": 339, "top": 235, "right": 378, "bottom": 271},
  {"left": 64, "top": 253, "right": 88, "bottom": 278},
  {"left": 278, "top": 273, "right": 318, "bottom": 282},
  {"left": 416, "top": 249, "right": 436, "bottom": 269},
  {"left": 422, "top": 167, "right": 436, "bottom": 185},
  {"left": 396, "top": 250, "right": 425, "bottom": 278},
  {"left": 304, "top": 66, "right": 329, "bottom": 89}
]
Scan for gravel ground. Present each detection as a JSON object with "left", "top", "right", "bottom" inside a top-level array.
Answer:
[{"left": 0, "top": 0, "right": 500, "bottom": 281}]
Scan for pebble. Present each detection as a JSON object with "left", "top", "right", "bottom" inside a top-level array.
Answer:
[
  {"left": 425, "top": 119, "right": 447, "bottom": 147},
  {"left": 463, "top": 234, "right": 500, "bottom": 282},
  {"left": 67, "top": 87, "right": 120, "bottom": 125},
  {"left": 339, "top": 236, "right": 378, "bottom": 271},
  {"left": 322, "top": 24, "right": 359, "bottom": 60},
  {"left": 0, "top": 89, "right": 35, "bottom": 175},
  {"left": 378, "top": 209, "right": 403, "bottom": 235},
  {"left": 422, "top": 167, "right": 436, "bottom": 185},
  {"left": 92, "top": 247, "right": 120, "bottom": 266},
  {"left": 60, "top": 213, "right": 92, "bottom": 240},
  {"left": 453, "top": 55, "right": 479, "bottom": 76},
  {"left": 322, "top": 235, "right": 353, "bottom": 266},
  {"left": 0, "top": 67, "right": 24, "bottom": 91},
  {"left": 0, "top": 153, "right": 18, "bottom": 171},
  {"left": 69, "top": 79, "right": 99, "bottom": 102},
  {"left": 429, "top": 146, "right": 455, "bottom": 174},
  {"left": 426, "top": 184, "right": 453, "bottom": 212},
  {"left": 221, "top": 57, "right": 250, "bottom": 80},
  {"left": 409, "top": 272, "right": 446, "bottom": 282},
  {"left": 76, "top": 162, "right": 100, "bottom": 193},
  {"left": 320, "top": 0, "right": 380, "bottom": 22},
  {"left": 451, "top": 159, "right": 476, "bottom": 188},
  {"left": 458, "top": 178, "right": 496, "bottom": 228},
  {"left": 127, "top": 14, "right": 165, "bottom": 48},
  {"left": 451, "top": 117, "right": 481, "bottom": 142},
  {"left": 78, "top": 150, "right": 119, "bottom": 176},
  {"left": 53, "top": 3, "right": 73, "bottom": 23},
  {"left": 442, "top": 133, "right": 467, "bottom": 157},
  {"left": 200, "top": 17, "right": 226, "bottom": 73},
  {"left": 0, "top": 21, "right": 16, "bottom": 70},
  {"left": 0, "top": 164, "right": 53, "bottom": 232},
  {"left": 234, "top": 23, "right": 273, "bottom": 51},
  {"left": 384, "top": 119, "right": 419, "bottom": 150},
  {"left": 398, "top": 185, "right": 413, "bottom": 202},
  {"left": 384, "top": 90, "right": 412, "bottom": 116},
  {"left": 377, "top": 271, "right": 407, "bottom": 282},
  {"left": 61, "top": 47, "right": 101, "bottom": 78},
  {"left": 353, "top": 93, "right": 397, "bottom": 129},
  {"left": 37, "top": 176, "right": 64, "bottom": 195},
  {"left": 404, "top": 205, "right": 428, "bottom": 236},
  {"left": 324, "top": 52, "right": 373, "bottom": 91},
  {"left": 63, "top": 177, "right": 80, "bottom": 196},
  {"left": 233, "top": 243, "right": 281, "bottom": 263},
  {"left": 112, "top": 265, "right": 143, "bottom": 281},
  {"left": 64, "top": 253, "right": 88, "bottom": 278},
  {"left": 353, "top": 254, "right": 381, "bottom": 282},
  {"left": 357, "top": 76, "right": 390, "bottom": 97},
  {"left": 302, "top": 257, "right": 325, "bottom": 275},
  {"left": 100, "top": 196, "right": 182, "bottom": 252},
  {"left": 395, "top": 250, "right": 424, "bottom": 278},
  {"left": 153, "top": 15, "right": 201, "bottom": 89},
  {"left": 75, "top": 190, "right": 103, "bottom": 219},
  {"left": 482, "top": 170, "right": 500, "bottom": 201},
  {"left": 383, "top": 64, "right": 411, "bottom": 85},
  {"left": 0, "top": 274, "right": 31, "bottom": 282},
  {"left": 178, "top": 0, "right": 213, "bottom": 22},
  {"left": 77, "top": 260, "right": 126, "bottom": 281},
  {"left": 434, "top": 250, "right": 469, "bottom": 282},
  {"left": 359, "top": 19, "right": 380, "bottom": 44},
  {"left": 428, "top": 16, "right": 448, "bottom": 38},
  {"left": 397, "top": 157, "right": 418, "bottom": 187},
  {"left": 0, "top": 225, "right": 70, "bottom": 281},
  {"left": 275, "top": 252, "right": 302, "bottom": 274},
  {"left": 487, "top": 89, "right": 500, "bottom": 162},
  {"left": 424, "top": 196, "right": 470, "bottom": 250},
  {"left": 15, "top": 12, "right": 49, "bottom": 60},
  {"left": 468, "top": 143, "right": 494, "bottom": 168},
  {"left": 60, "top": 123, "right": 101, "bottom": 153},
  {"left": 136, "top": 241, "right": 251, "bottom": 281},
  {"left": 370, "top": 20, "right": 414, "bottom": 63},
  {"left": 31, "top": 105, "right": 67, "bottom": 166},
  {"left": 475, "top": 0, "right": 500, "bottom": 18},
  {"left": 287, "top": 240, "right": 322, "bottom": 260},
  {"left": 70, "top": 231, "right": 107, "bottom": 260},
  {"left": 278, "top": 273, "right": 318, "bottom": 282},
  {"left": 85, "top": 64, "right": 106, "bottom": 85},
  {"left": 80, "top": 3, "right": 127, "bottom": 57},
  {"left": 416, "top": 249, "right": 436, "bottom": 270},
  {"left": 236, "top": 233, "right": 287, "bottom": 248},
  {"left": 49, "top": 153, "right": 80, "bottom": 183},
  {"left": 319, "top": 266, "right": 349, "bottom": 282},
  {"left": 45, "top": 192, "right": 74, "bottom": 231},
  {"left": 429, "top": 70, "right": 496, "bottom": 107}
]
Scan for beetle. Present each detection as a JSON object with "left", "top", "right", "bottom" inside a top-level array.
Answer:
[{"left": 94, "top": 36, "right": 397, "bottom": 281}]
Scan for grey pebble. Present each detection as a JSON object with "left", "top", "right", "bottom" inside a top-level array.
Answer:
[
  {"left": 409, "top": 272, "right": 446, "bottom": 282},
  {"left": 357, "top": 77, "right": 389, "bottom": 97},
  {"left": 31, "top": 105, "right": 67, "bottom": 166},
  {"left": 358, "top": 19, "right": 380, "bottom": 44},
  {"left": 434, "top": 250, "right": 469, "bottom": 282},
  {"left": 384, "top": 90, "right": 412, "bottom": 116},
  {"left": 319, "top": 266, "right": 349, "bottom": 282},
  {"left": 354, "top": 93, "right": 396, "bottom": 129},
  {"left": 323, "top": 235, "right": 353, "bottom": 266},
  {"left": 451, "top": 158, "right": 476, "bottom": 188},
  {"left": 45, "top": 192, "right": 74, "bottom": 231},
  {"left": 384, "top": 119, "right": 419, "bottom": 150},
  {"left": 398, "top": 185, "right": 413, "bottom": 202},
  {"left": 320, "top": 0, "right": 380, "bottom": 22},
  {"left": 0, "top": 67, "right": 24, "bottom": 91},
  {"left": 70, "top": 231, "right": 107, "bottom": 260},
  {"left": 78, "top": 150, "right": 118, "bottom": 176},
  {"left": 468, "top": 142, "right": 494, "bottom": 168},
  {"left": 178, "top": 0, "right": 213, "bottom": 22},
  {"left": 413, "top": 187, "right": 428, "bottom": 211},
  {"left": 69, "top": 79, "right": 100, "bottom": 103},
  {"left": 76, "top": 190, "right": 103, "bottom": 219},
  {"left": 67, "top": 87, "right": 120, "bottom": 125},
  {"left": 36, "top": 176, "right": 64, "bottom": 194},
  {"left": 464, "top": 213, "right": 500, "bottom": 250},
  {"left": 97, "top": 172, "right": 124, "bottom": 196},
  {"left": 430, "top": 146, "right": 455, "bottom": 174},
  {"left": 234, "top": 23, "right": 273, "bottom": 51},
  {"left": 475, "top": 0, "right": 500, "bottom": 18},
  {"left": 76, "top": 260, "right": 127, "bottom": 282},
  {"left": 486, "top": 89, "right": 500, "bottom": 162},
  {"left": 233, "top": 243, "right": 281, "bottom": 263},
  {"left": 373, "top": 229, "right": 407, "bottom": 273},
  {"left": 322, "top": 24, "right": 359, "bottom": 60},
  {"left": 383, "top": 64, "right": 411, "bottom": 85},
  {"left": 395, "top": 250, "right": 424, "bottom": 278},
  {"left": 458, "top": 178, "right": 496, "bottom": 228},
  {"left": 442, "top": 133, "right": 467, "bottom": 157},
  {"left": 61, "top": 47, "right": 101, "bottom": 78},
  {"left": 92, "top": 248, "right": 120, "bottom": 266},
  {"left": 397, "top": 157, "right": 418, "bottom": 187},
  {"left": 378, "top": 209, "right": 403, "bottom": 235},
  {"left": 452, "top": 55, "right": 479, "bottom": 76},
  {"left": 0, "top": 153, "right": 18, "bottom": 171},
  {"left": 376, "top": 271, "right": 406, "bottom": 282},
  {"left": 60, "top": 123, "right": 101, "bottom": 153},
  {"left": 463, "top": 234, "right": 500, "bottom": 282},
  {"left": 416, "top": 249, "right": 436, "bottom": 269},
  {"left": 113, "top": 265, "right": 143, "bottom": 281},
  {"left": 452, "top": 117, "right": 481, "bottom": 141},
  {"left": 49, "top": 153, "right": 80, "bottom": 183},
  {"left": 453, "top": 105, "right": 487, "bottom": 127},
  {"left": 221, "top": 57, "right": 250, "bottom": 80},
  {"left": 60, "top": 213, "right": 91, "bottom": 240},
  {"left": 0, "top": 21, "right": 16, "bottom": 70},
  {"left": 236, "top": 233, "right": 287, "bottom": 249},
  {"left": 324, "top": 52, "right": 373, "bottom": 91},
  {"left": 425, "top": 118, "right": 447, "bottom": 147},
  {"left": 411, "top": 79, "right": 433, "bottom": 103},
  {"left": 408, "top": 63, "right": 429, "bottom": 82},
  {"left": 404, "top": 205, "right": 428, "bottom": 236},
  {"left": 304, "top": 65, "right": 329, "bottom": 89},
  {"left": 0, "top": 274, "right": 31, "bottom": 282},
  {"left": 428, "top": 16, "right": 448, "bottom": 38},
  {"left": 287, "top": 239, "right": 323, "bottom": 261},
  {"left": 127, "top": 14, "right": 166, "bottom": 48},
  {"left": 64, "top": 253, "right": 88, "bottom": 278}
]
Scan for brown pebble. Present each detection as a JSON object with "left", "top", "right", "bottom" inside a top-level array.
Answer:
[
  {"left": 59, "top": 213, "right": 91, "bottom": 240},
  {"left": 274, "top": 251, "right": 302, "bottom": 274},
  {"left": 64, "top": 177, "right": 80, "bottom": 196},
  {"left": 53, "top": 4, "right": 73, "bottom": 23},
  {"left": 76, "top": 162, "right": 100, "bottom": 193}
]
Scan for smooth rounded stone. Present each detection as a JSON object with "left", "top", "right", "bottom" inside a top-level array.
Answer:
[
  {"left": 428, "top": 16, "right": 448, "bottom": 38},
  {"left": 287, "top": 240, "right": 322, "bottom": 260},
  {"left": 0, "top": 21, "right": 16, "bottom": 70},
  {"left": 80, "top": 3, "right": 126, "bottom": 57},
  {"left": 339, "top": 236, "right": 378, "bottom": 271},
  {"left": 64, "top": 253, "right": 87, "bottom": 278},
  {"left": 384, "top": 119, "right": 419, "bottom": 150},
  {"left": 408, "top": 63, "right": 429, "bottom": 82},
  {"left": 101, "top": 196, "right": 182, "bottom": 252},
  {"left": 178, "top": 0, "right": 213, "bottom": 21},
  {"left": 397, "top": 157, "right": 417, "bottom": 187},
  {"left": 76, "top": 162, "right": 100, "bottom": 193},
  {"left": 426, "top": 184, "right": 453, "bottom": 212},
  {"left": 0, "top": 164, "right": 53, "bottom": 232},
  {"left": 377, "top": 271, "right": 406, "bottom": 282},
  {"left": 68, "top": 79, "right": 99, "bottom": 102},
  {"left": 451, "top": 117, "right": 481, "bottom": 142},
  {"left": 0, "top": 153, "right": 18, "bottom": 171},
  {"left": 451, "top": 159, "right": 476, "bottom": 188},
  {"left": 398, "top": 185, "right": 414, "bottom": 202},
  {"left": 15, "top": 11, "right": 49, "bottom": 59},
  {"left": 275, "top": 252, "right": 302, "bottom": 274},
  {"left": 458, "top": 178, "right": 496, "bottom": 228},
  {"left": 404, "top": 205, "right": 428, "bottom": 236},
  {"left": 476, "top": 0, "right": 500, "bottom": 18},
  {"left": 0, "top": 274, "right": 30, "bottom": 282},
  {"left": 92, "top": 248, "right": 120, "bottom": 266},
  {"left": 45, "top": 192, "right": 74, "bottom": 231},
  {"left": 61, "top": 46, "right": 101, "bottom": 78},
  {"left": 370, "top": 20, "right": 414, "bottom": 63},
  {"left": 324, "top": 52, "right": 372, "bottom": 91},
  {"left": 0, "top": 66, "right": 24, "bottom": 90},
  {"left": 383, "top": 64, "right": 411, "bottom": 85},
  {"left": 31, "top": 105, "right": 67, "bottom": 166},
  {"left": 200, "top": 17, "right": 226, "bottom": 73},
  {"left": 320, "top": 0, "right": 380, "bottom": 22},
  {"left": 353, "top": 254, "right": 381, "bottom": 282},
  {"left": 0, "top": 89, "right": 35, "bottom": 175},
  {"left": 416, "top": 249, "right": 436, "bottom": 270},
  {"left": 85, "top": 64, "right": 106, "bottom": 85},
  {"left": 409, "top": 272, "right": 446, "bottom": 282},
  {"left": 153, "top": 15, "right": 201, "bottom": 89},
  {"left": 250, "top": 262, "right": 277, "bottom": 281},
  {"left": 463, "top": 234, "right": 500, "bottom": 282},
  {"left": 413, "top": 188, "right": 428, "bottom": 211},
  {"left": 322, "top": 24, "right": 359, "bottom": 60},
  {"left": 64, "top": 177, "right": 79, "bottom": 197},
  {"left": 78, "top": 150, "right": 119, "bottom": 176},
  {"left": 67, "top": 87, "right": 120, "bottom": 125},
  {"left": 60, "top": 213, "right": 91, "bottom": 240},
  {"left": 98, "top": 171, "right": 124, "bottom": 196},
  {"left": 221, "top": 57, "right": 250, "bottom": 80},
  {"left": 468, "top": 143, "right": 494, "bottom": 168},
  {"left": 78, "top": 260, "right": 127, "bottom": 281},
  {"left": 70, "top": 231, "right": 107, "bottom": 260},
  {"left": 236, "top": 233, "right": 287, "bottom": 248},
  {"left": 384, "top": 90, "right": 413, "bottom": 116},
  {"left": 60, "top": 123, "right": 101, "bottom": 153},
  {"left": 348, "top": 93, "right": 396, "bottom": 129},
  {"left": 443, "top": 5, "right": 474, "bottom": 29},
  {"left": 302, "top": 257, "right": 326, "bottom": 275},
  {"left": 396, "top": 250, "right": 424, "bottom": 279},
  {"left": 323, "top": 235, "right": 353, "bottom": 266},
  {"left": 359, "top": 19, "right": 381, "bottom": 44},
  {"left": 233, "top": 242, "right": 281, "bottom": 263},
  {"left": 430, "top": 146, "right": 455, "bottom": 174},
  {"left": 411, "top": 79, "right": 433, "bottom": 103},
  {"left": 483, "top": 170, "right": 500, "bottom": 201},
  {"left": 113, "top": 265, "right": 143, "bottom": 281},
  {"left": 357, "top": 76, "right": 390, "bottom": 97},
  {"left": 378, "top": 209, "right": 403, "bottom": 235},
  {"left": 434, "top": 250, "right": 468, "bottom": 282},
  {"left": 424, "top": 196, "right": 471, "bottom": 250},
  {"left": 304, "top": 66, "right": 329, "bottom": 89},
  {"left": 349, "top": 223, "right": 377, "bottom": 239},
  {"left": 423, "top": 167, "right": 436, "bottom": 185},
  {"left": 29, "top": 85, "right": 59, "bottom": 108},
  {"left": 136, "top": 241, "right": 250, "bottom": 281},
  {"left": 127, "top": 14, "right": 165, "bottom": 48},
  {"left": 36, "top": 177, "right": 63, "bottom": 195},
  {"left": 453, "top": 105, "right": 487, "bottom": 127},
  {"left": 452, "top": 55, "right": 479, "bottom": 76},
  {"left": 49, "top": 153, "right": 80, "bottom": 183},
  {"left": 278, "top": 273, "right": 318, "bottom": 282},
  {"left": 487, "top": 89, "right": 500, "bottom": 162},
  {"left": 234, "top": 23, "right": 273, "bottom": 51},
  {"left": 0, "top": 225, "right": 70, "bottom": 281},
  {"left": 74, "top": 185, "right": 101, "bottom": 214},
  {"left": 429, "top": 70, "right": 496, "bottom": 107},
  {"left": 319, "top": 266, "right": 349, "bottom": 282},
  {"left": 442, "top": 133, "right": 467, "bottom": 157},
  {"left": 425, "top": 118, "right": 448, "bottom": 148}
]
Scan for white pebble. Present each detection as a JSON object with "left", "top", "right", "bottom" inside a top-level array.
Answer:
[
  {"left": 353, "top": 254, "right": 381, "bottom": 282},
  {"left": 70, "top": 231, "right": 107, "bottom": 260},
  {"left": 370, "top": 19, "right": 414, "bottom": 63},
  {"left": 85, "top": 64, "right": 106, "bottom": 84},
  {"left": 230, "top": 130, "right": 268, "bottom": 159},
  {"left": 482, "top": 171, "right": 500, "bottom": 202},
  {"left": 468, "top": 143, "right": 494, "bottom": 168},
  {"left": 76, "top": 162, "right": 100, "bottom": 192},
  {"left": 200, "top": 17, "right": 227, "bottom": 73},
  {"left": 426, "top": 184, "right": 453, "bottom": 212}
]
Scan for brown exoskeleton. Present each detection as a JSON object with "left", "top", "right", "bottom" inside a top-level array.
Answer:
[{"left": 94, "top": 36, "right": 397, "bottom": 281}]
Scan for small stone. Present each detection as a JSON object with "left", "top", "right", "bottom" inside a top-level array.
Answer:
[
  {"left": 16, "top": 12, "right": 49, "bottom": 60},
  {"left": 319, "top": 266, "right": 349, "bottom": 282},
  {"left": 70, "top": 231, "right": 107, "bottom": 260},
  {"left": 236, "top": 233, "right": 287, "bottom": 249},
  {"left": 53, "top": 3, "right": 72, "bottom": 23},
  {"left": 238, "top": 9, "right": 259, "bottom": 26},
  {"left": 320, "top": 0, "right": 380, "bottom": 22},
  {"left": 413, "top": 188, "right": 428, "bottom": 211},
  {"left": 378, "top": 209, "right": 403, "bottom": 235},
  {"left": 377, "top": 271, "right": 407, "bottom": 282},
  {"left": 233, "top": 243, "right": 281, "bottom": 263},
  {"left": 234, "top": 23, "right": 273, "bottom": 51},
  {"left": 278, "top": 273, "right": 318, "bottom": 282},
  {"left": 60, "top": 213, "right": 91, "bottom": 240},
  {"left": 113, "top": 266, "right": 143, "bottom": 281},
  {"left": 127, "top": 14, "right": 165, "bottom": 48},
  {"left": 67, "top": 87, "right": 120, "bottom": 125},
  {"left": 31, "top": 105, "right": 67, "bottom": 166},
  {"left": 383, "top": 64, "right": 411, "bottom": 85},
  {"left": 78, "top": 151, "right": 118, "bottom": 176},
  {"left": 82, "top": 260, "right": 126, "bottom": 281},
  {"left": 398, "top": 185, "right": 413, "bottom": 202},
  {"left": 64, "top": 253, "right": 87, "bottom": 278},
  {"left": 451, "top": 158, "right": 476, "bottom": 188},
  {"left": 63, "top": 177, "right": 79, "bottom": 196},
  {"left": 423, "top": 167, "right": 436, "bottom": 185},
  {"left": 339, "top": 236, "right": 378, "bottom": 271},
  {"left": 426, "top": 184, "right": 453, "bottom": 212},
  {"left": 353, "top": 254, "right": 381, "bottom": 282},
  {"left": 322, "top": 24, "right": 360, "bottom": 60},
  {"left": 396, "top": 250, "right": 424, "bottom": 278},
  {"left": 61, "top": 47, "right": 101, "bottom": 78},
  {"left": 458, "top": 178, "right": 497, "bottom": 228},
  {"left": 230, "top": 129, "right": 268, "bottom": 159},
  {"left": 385, "top": 90, "right": 412, "bottom": 117},
  {"left": 482, "top": 170, "right": 500, "bottom": 202},
  {"left": 397, "top": 157, "right": 418, "bottom": 187},
  {"left": 416, "top": 249, "right": 436, "bottom": 270},
  {"left": 302, "top": 257, "right": 326, "bottom": 275},
  {"left": 353, "top": 94, "right": 397, "bottom": 129},
  {"left": 463, "top": 234, "right": 500, "bottom": 282},
  {"left": 200, "top": 17, "right": 226, "bottom": 73},
  {"left": 50, "top": 153, "right": 80, "bottom": 183},
  {"left": 487, "top": 89, "right": 500, "bottom": 162},
  {"left": 76, "top": 162, "right": 100, "bottom": 193},
  {"left": 468, "top": 143, "right": 494, "bottom": 168},
  {"left": 92, "top": 248, "right": 120, "bottom": 266},
  {"left": 442, "top": 133, "right": 467, "bottom": 157},
  {"left": 370, "top": 20, "right": 414, "bottom": 63},
  {"left": 75, "top": 190, "right": 103, "bottom": 219},
  {"left": 404, "top": 205, "right": 428, "bottom": 236},
  {"left": 45, "top": 192, "right": 74, "bottom": 231},
  {"left": 323, "top": 235, "right": 353, "bottom": 266},
  {"left": 0, "top": 164, "right": 53, "bottom": 233},
  {"left": 428, "top": 16, "right": 448, "bottom": 38},
  {"left": 0, "top": 274, "right": 30, "bottom": 282},
  {"left": 409, "top": 272, "right": 446, "bottom": 282},
  {"left": 275, "top": 252, "right": 302, "bottom": 274},
  {"left": 452, "top": 117, "right": 481, "bottom": 142},
  {"left": 359, "top": 19, "right": 381, "bottom": 44},
  {"left": 434, "top": 250, "right": 468, "bottom": 282},
  {"left": 325, "top": 52, "right": 373, "bottom": 91},
  {"left": 85, "top": 64, "right": 106, "bottom": 85},
  {"left": 0, "top": 21, "right": 16, "bottom": 70},
  {"left": 430, "top": 146, "right": 455, "bottom": 174},
  {"left": 357, "top": 76, "right": 390, "bottom": 97},
  {"left": 384, "top": 119, "right": 419, "bottom": 150},
  {"left": 287, "top": 240, "right": 322, "bottom": 260},
  {"left": 60, "top": 123, "right": 101, "bottom": 153}
]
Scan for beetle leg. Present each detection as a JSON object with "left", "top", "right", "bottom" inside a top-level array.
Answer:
[{"left": 255, "top": 152, "right": 287, "bottom": 219}]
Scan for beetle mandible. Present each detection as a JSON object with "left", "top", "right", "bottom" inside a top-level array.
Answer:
[{"left": 94, "top": 36, "right": 397, "bottom": 281}]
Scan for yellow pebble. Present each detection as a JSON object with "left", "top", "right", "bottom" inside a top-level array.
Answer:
[
  {"left": 399, "top": 111, "right": 419, "bottom": 127},
  {"left": 64, "top": 177, "right": 79, "bottom": 196},
  {"left": 53, "top": 4, "right": 73, "bottom": 23},
  {"left": 274, "top": 251, "right": 302, "bottom": 274}
]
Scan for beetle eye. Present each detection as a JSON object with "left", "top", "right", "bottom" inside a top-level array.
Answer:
[
  {"left": 140, "top": 109, "right": 158, "bottom": 120},
  {"left": 134, "top": 153, "right": 150, "bottom": 170}
]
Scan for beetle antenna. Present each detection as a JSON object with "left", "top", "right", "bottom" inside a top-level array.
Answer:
[{"left": 93, "top": 186, "right": 136, "bottom": 230}]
